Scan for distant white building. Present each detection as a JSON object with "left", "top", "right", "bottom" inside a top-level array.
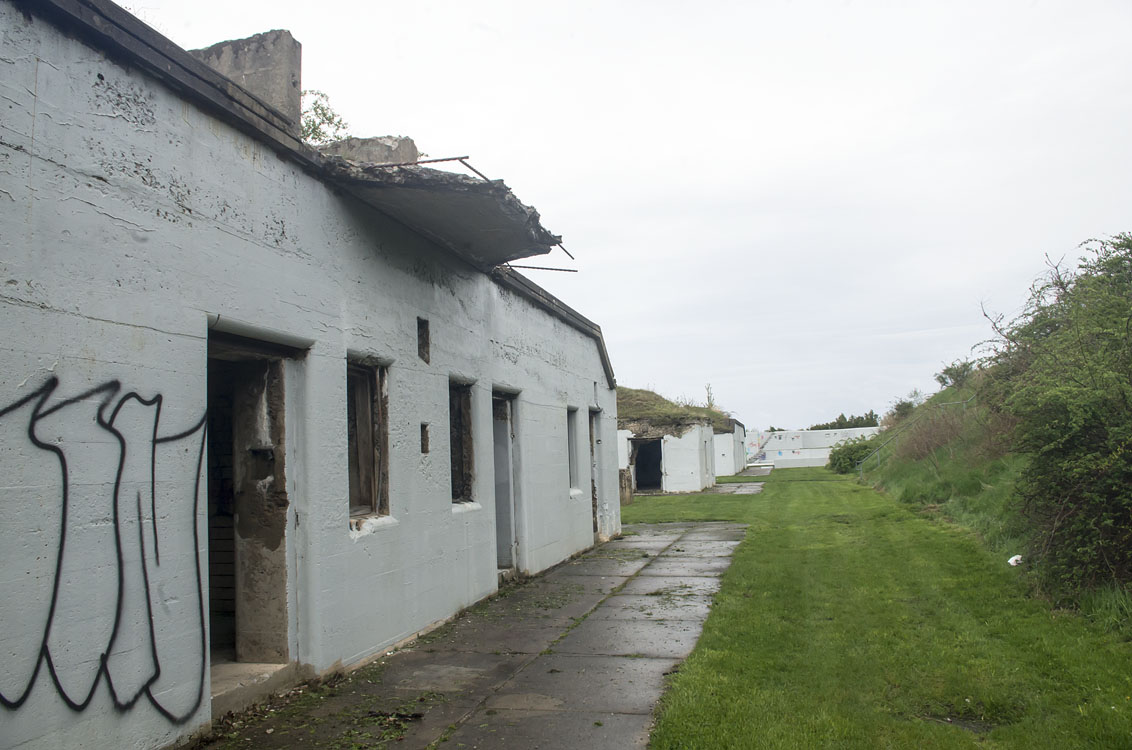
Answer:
[{"left": 749, "top": 427, "right": 880, "bottom": 468}]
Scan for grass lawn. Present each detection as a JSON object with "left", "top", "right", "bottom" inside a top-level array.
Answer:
[{"left": 626, "top": 468, "right": 1132, "bottom": 749}]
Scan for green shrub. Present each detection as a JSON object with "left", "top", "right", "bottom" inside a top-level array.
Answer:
[
  {"left": 827, "top": 434, "right": 882, "bottom": 473},
  {"left": 981, "top": 235, "right": 1132, "bottom": 595}
]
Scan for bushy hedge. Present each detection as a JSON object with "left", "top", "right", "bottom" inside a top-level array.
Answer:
[
  {"left": 981, "top": 235, "right": 1132, "bottom": 594},
  {"left": 828, "top": 434, "right": 883, "bottom": 473}
]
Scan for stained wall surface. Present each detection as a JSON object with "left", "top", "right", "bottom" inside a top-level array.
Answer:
[{"left": 0, "top": 6, "right": 619, "bottom": 748}]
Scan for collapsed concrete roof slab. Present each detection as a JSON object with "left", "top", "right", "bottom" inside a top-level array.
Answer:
[{"left": 323, "top": 156, "right": 560, "bottom": 270}]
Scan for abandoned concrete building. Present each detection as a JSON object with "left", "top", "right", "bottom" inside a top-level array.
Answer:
[
  {"left": 0, "top": 3, "right": 620, "bottom": 748},
  {"left": 615, "top": 388, "right": 741, "bottom": 494}
]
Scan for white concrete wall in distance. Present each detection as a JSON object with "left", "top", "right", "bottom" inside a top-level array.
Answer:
[
  {"left": 760, "top": 428, "right": 880, "bottom": 469},
  {"left": 0, "top": 8, "right": 619, "bottom": 748}
]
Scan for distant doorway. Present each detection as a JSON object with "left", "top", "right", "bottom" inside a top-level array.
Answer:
[
  {"left": 492, "top": 392, "right": 517, "bottom": 570},
  {"left": 633, "top": 439, "right": 662, "bottom": 491}
]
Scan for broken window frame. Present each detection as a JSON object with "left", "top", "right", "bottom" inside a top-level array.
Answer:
[
  {"left": 417, "top": 317, "right": 430, "bottom": 363},
  {"left": 347, "top": 362, "right": 389, "bottom": 519},
  {"left": 449, "top": 381, "right": 474, "bottom": 503}
]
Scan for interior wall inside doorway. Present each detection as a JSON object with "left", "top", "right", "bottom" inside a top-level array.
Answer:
[
  {"left": 492, "top": 393, "right": 516, "bottom": 569},
  {"left": 207, "top": 339, "right": 293, "bottom": 665},
  {"left": 634, "top": 439, "right": 663, "bottom": 490}
]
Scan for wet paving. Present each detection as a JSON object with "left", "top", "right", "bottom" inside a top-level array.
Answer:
[{"left": 197, "top": 521, "right": 745, "bottom": 750}]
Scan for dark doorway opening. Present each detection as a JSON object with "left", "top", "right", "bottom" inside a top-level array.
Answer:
[
  {"left": 588, "top": 411, "right": 600, "bottom": 534},
  {"left": 207, "top": 332, "right": 300, "bottom": 666},
  {"left": 634, "top": 439, "right": 662, "bottom": 491},
  {"left": 449, "top": 382, "right": 473, "bottom": 502},
  {"left": 207, "top": 365, "right": 237, "bottom": 656}
]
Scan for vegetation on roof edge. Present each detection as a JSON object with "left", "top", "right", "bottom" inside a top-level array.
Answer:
[{"left": 617, "top": 386, "right": 733, "bottom": 431}]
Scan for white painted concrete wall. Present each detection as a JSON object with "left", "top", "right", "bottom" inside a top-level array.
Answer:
[
  {"left": 0, "top": 9, "right": 619, "bottom": 748},
  {"left": 660, "top": 424, "right": 716, "bottom": 493},
  {"left": 617, "top": 429, "right": 633, "bottom": 470},
  {"left": 713, "top": 424, "right": 746, "bottom": 477}
]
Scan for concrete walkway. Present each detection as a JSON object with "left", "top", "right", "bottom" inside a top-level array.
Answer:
[{"left": 197, "top": 521, "right": 744, "bottom": 750}]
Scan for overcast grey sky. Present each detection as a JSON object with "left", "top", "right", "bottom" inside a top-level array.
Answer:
[{"left": 127, "top": 0, "right": 1132, "bottom": 429}]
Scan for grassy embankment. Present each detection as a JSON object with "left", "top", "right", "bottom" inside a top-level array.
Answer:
[
  {"left": 860, "top": 384, "right": 1030, "bottom": 562},
  {"left": 854, "top": 383, "right": 1132, "bottom": 631},
  {"left": 624, "top": 468, "right": 1132, "bottom": 748}
]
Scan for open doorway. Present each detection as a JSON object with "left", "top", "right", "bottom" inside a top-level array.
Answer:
[
  {"left": 588, "top": 410, "right": 600, "bottom": 535},
  {"left": 492, "top": 392, "right": 518, "bottom": 573},
  {"left": 207, "top": 333, "right": 297, "bottom": 671},
  {"left": 632, "top": 438, "right": 663, "bottom": 491}
]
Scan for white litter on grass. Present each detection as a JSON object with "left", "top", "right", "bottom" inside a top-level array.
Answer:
[{"left": 1008, "top": 555, "right": 1023, "bottom": 566}]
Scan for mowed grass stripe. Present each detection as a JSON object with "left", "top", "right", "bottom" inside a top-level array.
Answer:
[{"left": 624, "top": 468, "right": 1132, "bottom": 749}]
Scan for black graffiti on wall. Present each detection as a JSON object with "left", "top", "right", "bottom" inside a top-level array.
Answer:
[{"left": 0, "top": 376, "right": 207, "bottom": 724}]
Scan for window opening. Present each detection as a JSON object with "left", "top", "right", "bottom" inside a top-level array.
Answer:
[
  {"left": 567, "top": 407, "right": 579, "bottom": 489},
  {"left": 449, "top": 382, "right": 473, "bottom": 502},
  {"left": 417, "top": 318, "right": 430, "bottom": 363},
  {"left": 347, "top": 362, "right": 389, "bottom": 517}
]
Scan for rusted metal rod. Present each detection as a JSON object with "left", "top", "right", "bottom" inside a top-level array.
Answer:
[
  {"left": 505, "top": 264, "right": 578, "bottom": 272},
  {"left": 458, "top": 158, "right": 491, "bottom": 182},
  {"left": 363, "top": 155, "right": 471, "bottom": 168}
]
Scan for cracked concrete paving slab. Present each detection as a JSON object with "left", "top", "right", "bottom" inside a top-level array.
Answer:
[
  {"left": 538, "top": 571, "right": 631, "bottom": 594},
  {"left": 193, "top": 521, "right": 746, "bottom": 750},
  {"left": 549, "top": 555, "right": 653, "bottom": 578},
  {"left": 486, "top": 653, "right": 680, "bottom": 714},
  {"left": 444, "top": 708, "right": 652, "bottom": 749},
  {"left": 714, "top": 481, "right": 764, "bottom": 495},
  {"left": 615, "top": 527, "right": 690, "bottom": 537},
  {"left": 468, "top": 580, "right": 612, "bottom": 624},
  {"left": 617, "top": 574, "right": 723, "bottom": 597},
  {"left": 378, "top": 650, "right": 529, "bottom": 693},
  {"left": 419, "top": 618, "right": 566, "bottom": 654},
  {"left": 636, "top": 556, "right": 735, "bottom": 577},
  {"left": 678, "top": 526, "right": 748, "bottom": 541},
  {"left": 554, "top": 618, "right": 705, "bottom": 659},
  {"left": 664, "top": 540, "right": 743, "bottom": 557},
  {"left": 596, "top": 539, "right": 676, "bottom": 553},
  {"left": 590, "top": 594, "right": 714, "bottom": 621}
]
